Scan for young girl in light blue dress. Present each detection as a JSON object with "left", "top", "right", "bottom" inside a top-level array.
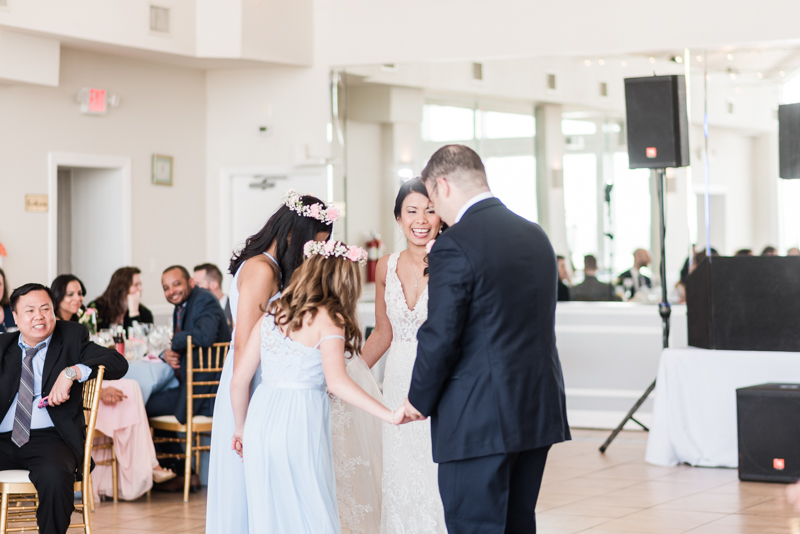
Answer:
[{"left": 230, "top": 240, "right": 405, "bottom": 534}]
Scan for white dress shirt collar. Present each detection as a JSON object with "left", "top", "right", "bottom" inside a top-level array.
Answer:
[{"left": 454, "top": 191, "right": 494, "bottom": 224}]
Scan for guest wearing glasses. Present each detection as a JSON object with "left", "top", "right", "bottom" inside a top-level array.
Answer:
[
  {"left": 89, "top": 267, "right": 154, "bottom": 330},
  {"left": 0, "top": 268, "right": 16, "bottom": 333},
  {"left": 0, "top": 283, "right": 127, "bottom": 534}
]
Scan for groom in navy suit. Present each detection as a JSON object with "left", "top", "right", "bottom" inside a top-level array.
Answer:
[{"left": 405, "top": 145, "right": 570, "bottom": 533}]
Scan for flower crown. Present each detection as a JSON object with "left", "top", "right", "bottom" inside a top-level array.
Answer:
[
  {"left": 282, "top": 189, "right": 339, "bottom": 224},
  {"left": 304, "top": 240, "right": 368, "bottom": 266}
]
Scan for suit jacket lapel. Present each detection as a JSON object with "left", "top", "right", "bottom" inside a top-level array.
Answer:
[
  {"left": 42, "top": 326, "right": 64, "bottom": 390},
  {"left": 4, "top": 339, "right": 22, "bottom": 390}
]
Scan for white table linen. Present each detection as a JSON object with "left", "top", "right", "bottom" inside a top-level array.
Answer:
[{"left": 646, "top": 347, "right": 800, "bottom": 468}]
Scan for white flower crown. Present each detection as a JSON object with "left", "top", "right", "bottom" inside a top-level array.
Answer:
[
  {"left": 304, "top": 240, "right": 368, "bottom": 266},
  {"left": 282, "top": 189, "right": 339, "bottom": 224}
]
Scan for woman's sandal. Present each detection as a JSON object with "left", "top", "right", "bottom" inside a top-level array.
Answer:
[{"left": 152, "top": 468, "right": 177, "bottom": 484}]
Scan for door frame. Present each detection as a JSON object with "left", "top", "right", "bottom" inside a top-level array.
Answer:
[{"left": 47, "top": 152, "right": 133, "bottom": 283}]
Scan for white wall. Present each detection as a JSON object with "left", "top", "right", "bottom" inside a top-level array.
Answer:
[
  {"left": 316, "top": 0, "right": 800, "bottom": 66},
  {"left": 0, "top": 48, "right": 206, "bottom": 311}
]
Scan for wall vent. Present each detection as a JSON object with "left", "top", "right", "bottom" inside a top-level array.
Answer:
[
  {"left": 599, "top": 82, "right": 608, "bottom": 97},
  {"left": 150, "top": 5, "right": 170, "bottom": 33},
  {"left": 472, "top": 62, "right": 483, "bottom": 81},
  {"left": 547, "top": 73, "right": 557, "bottom": 90},
  {"left": 727, "top": 100, "right": 735, "bottom": 115},
  {"left": 380, "top": 64, "right": 398, "bottom": 73}
]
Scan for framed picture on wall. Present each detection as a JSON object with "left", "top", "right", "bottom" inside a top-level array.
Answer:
[{"left": 152, "top": 154, "right": 173, "bottom": 186}]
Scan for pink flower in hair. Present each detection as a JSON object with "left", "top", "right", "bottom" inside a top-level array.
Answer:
[
  {"left": 309, "top": 204, "right": 320, "bottom": 218},
  {"left": 327, "top": 207, "right": 340, "bottom": 222},
  {"left": 426, "top": 239, "right": 436, "bottom": 254},
  {"left": 324, "top": 240, "right": 336, "bottom": 254},
  {"left": 347, "top": 246, "right": 363, "bottom": 263}
]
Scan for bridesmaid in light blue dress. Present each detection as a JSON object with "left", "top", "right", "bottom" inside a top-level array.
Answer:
[
  {"left": 206, "top": 191, "right": 333, "bottom": 534},
  {"left": 230, "top": 241, "right": 402, "bottom": 534}
]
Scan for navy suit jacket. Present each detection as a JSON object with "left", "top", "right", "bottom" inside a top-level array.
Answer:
[
  {"left": 408, "top": 198, "right": 570, "bottom": 463},
  {"left": 170, "top": 287, "right": 231, "bottom": 423},
  {"left": 0, "top": 321, "right": 128, "bottom": 476}
]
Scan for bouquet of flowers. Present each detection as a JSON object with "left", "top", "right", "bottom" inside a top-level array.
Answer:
[{"left": 78, "top": 307, "right": 97, "bottom": 335}]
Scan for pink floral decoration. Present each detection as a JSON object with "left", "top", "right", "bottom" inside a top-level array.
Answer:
[
  {"left": 309, "top": 204, "right": 321, "bottom": 218},
  {"left": 327, "top": 207, "right": 340, "bottom": 222},
  {"left": 426, "top": 239, "right": 436, "bottom": 254}
]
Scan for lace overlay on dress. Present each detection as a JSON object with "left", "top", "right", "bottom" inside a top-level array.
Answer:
[{"left": 381, "top": 252, "right": 446, "bottom": 534}]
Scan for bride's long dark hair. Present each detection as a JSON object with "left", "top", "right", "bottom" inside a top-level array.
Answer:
[
  {"left": 394, "top": 177, "right": 446, "bottom": 276},
  {"left": 229, "top": 194, "right": 333, "bottom": 288}
]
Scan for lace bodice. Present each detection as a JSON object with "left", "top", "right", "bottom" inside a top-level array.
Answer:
[
  {"left": 258, "top": 315, "right": 327, "bottom": 389},
  {"left": 385, "top": 252, "right": 428, "bottom": 343}
]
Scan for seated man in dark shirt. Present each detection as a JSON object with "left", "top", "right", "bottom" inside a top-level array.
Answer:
[
  {"left": 571, "top": 255, "right": 620, "bottom": 302},
  {"left": 145, "top": 265, "right": 231, "bottom": 422}
]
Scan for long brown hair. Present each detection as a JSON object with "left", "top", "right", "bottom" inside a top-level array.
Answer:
[
  {"left": 0, "top": 267, "right": 9, "bottom": 307},
  {"left": 269, "top": 253, "right": 363, "bottom": 356},
  {"left": 95, "top": 267, "right": 140, "bottom": 322}
]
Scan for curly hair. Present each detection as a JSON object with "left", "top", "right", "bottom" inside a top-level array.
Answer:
[
  {"left": 95, "top": 267, "right": 140, "bottom": 324},
  {"left": 268, "top": 253, "right": 363, "bottom": 357}
]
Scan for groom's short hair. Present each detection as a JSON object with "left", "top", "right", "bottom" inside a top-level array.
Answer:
[{"left": 421, "top": 145, "right": 488, "bottom": 191}]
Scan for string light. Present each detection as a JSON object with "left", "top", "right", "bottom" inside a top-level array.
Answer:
[
  {"left": 781, "top": 71, "right": 786, "bottom": 77},
  {"left": 649, "top": 57, "right": 656, "bottom": 64},
  {"left": 757, "top": 72, "right": 763, "bottom": 79},
  {"left": 696, "top": 55, "right": 703, "bottom": 62},
  {"left": 598, "top": 59, "right": 605, "bottom": 66},
  {"left": 727, "top": 53, "right": 734, "bottom": 61},
  {"left": 585, "top": 59, "right": 591, "bottom": 66},
  {"left": 621, "top": 60, "right": 627, "bottom": 67}
]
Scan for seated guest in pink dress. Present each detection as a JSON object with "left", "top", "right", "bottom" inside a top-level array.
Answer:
[{"left": 51, "top": 274, "right": 175, "bottom": 500}]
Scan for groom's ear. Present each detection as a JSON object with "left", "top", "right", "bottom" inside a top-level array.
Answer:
[{"left": 437, "top": 177, "right": 450, "bottom": 198}]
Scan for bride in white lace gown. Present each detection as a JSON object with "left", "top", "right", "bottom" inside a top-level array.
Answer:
[{"left": 360, "top": 178, "right": 447, "bottom": 534}]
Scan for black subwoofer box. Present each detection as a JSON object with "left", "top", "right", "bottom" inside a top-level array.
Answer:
[
  {"left": 737, "top": 383, "right": 800, "bottom": 483},
  {"left": 686, "top": 256, "right": 800, "bottom": 351}
]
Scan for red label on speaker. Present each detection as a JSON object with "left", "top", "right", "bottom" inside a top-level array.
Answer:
[
  {"left": 774, "top": 458, "right": 785, "bottom": 470},
  {"left": 646, "top": 147, "right": 657, "bottom": 158}
]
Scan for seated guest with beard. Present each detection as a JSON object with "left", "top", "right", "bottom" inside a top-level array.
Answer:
[
  {"left": 616, "top": 248, "right": 652, "bottom": 299},
  {"left": 145, "top": 265, "right": 231, "bottom": 422},
  {"left": 0, "top": 284, "right": 127, "bottom": 534},
  {"left": 571, "top": 255, "right": 621, "bottom": 302},
  {"left": 89, "top": 267, "right": 153, "bottom": 330}
]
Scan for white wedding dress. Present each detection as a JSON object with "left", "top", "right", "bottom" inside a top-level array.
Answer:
[{"left": 380, "top": 252, "right": 446, "bottom": 534}]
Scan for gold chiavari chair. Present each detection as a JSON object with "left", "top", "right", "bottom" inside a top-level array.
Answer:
[
  {"left": 0, "top": 365, "right": 105, "bottom": 534},
  {"left": 149, "top": 337, "right": 228, "bottom": 502},
  {"left": 91, "top": 428, "right": 118, "bottom": 502}
]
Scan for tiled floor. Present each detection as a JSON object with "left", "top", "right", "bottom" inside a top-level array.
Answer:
[{"left": 82, "top": 429, "right": 797, "bottom": 533}]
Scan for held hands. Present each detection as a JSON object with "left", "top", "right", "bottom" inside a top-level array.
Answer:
[
  {"left": 49, "top": 367, "right": 80, "bottom": 406},
  {"left": 391, "top": 398, "right": 426, "bottom": 425}
]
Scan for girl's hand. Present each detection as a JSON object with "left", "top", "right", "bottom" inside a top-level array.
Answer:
[{"left": 231, "top": 433, "right": 244, "bottom": 458}]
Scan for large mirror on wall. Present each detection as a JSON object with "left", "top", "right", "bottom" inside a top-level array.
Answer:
[{"left": 329, "top": 44, "right": 800, "bottom": 303}]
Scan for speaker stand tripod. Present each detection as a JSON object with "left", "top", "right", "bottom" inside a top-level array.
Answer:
[{"left": 600, "top": 168, "right": 670, "bottom": 453}]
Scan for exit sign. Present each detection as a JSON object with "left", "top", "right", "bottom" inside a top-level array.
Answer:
[{"left": 78, "top": 87, "right": 108, "bottom": 115}]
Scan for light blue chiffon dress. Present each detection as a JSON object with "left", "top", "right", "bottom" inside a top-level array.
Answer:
[
  {"left": 206, "top": 253, "right": 280, "bottom": 534},
  {"left": 243, "top": 314, "right": 343, "bottom": 534}
]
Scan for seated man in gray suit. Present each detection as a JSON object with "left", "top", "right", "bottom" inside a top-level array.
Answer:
[{"left": 571, "top": 255, "right": 621, "bottom": 302}]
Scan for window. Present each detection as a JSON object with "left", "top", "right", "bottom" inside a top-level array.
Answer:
[
  {"left": 485, "top": 156, "right": 537, "bottom": 222},
  {"left": 611, "top": 153, "right": 652, "bottom": 273},
  {"left": 422, "top": 103, "right": 537, "bottom": 222},
  {"left": 421, "top": 105, "right": 474, "bottom": 142},
  {"left": 563, "top": 154, "right": 598, "bottom": 270}
]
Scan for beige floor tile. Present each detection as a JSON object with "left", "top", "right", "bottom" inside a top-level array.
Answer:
[
  {"left": 686, "top": 513, "right": 799, "bottom": 533},
  {"left": 653, "top": 491, "right": 775, "bottom": 514},
  {"left": 534, "top": 512, "right": 613, "bottom": 533},
  {"left": 543, "top": 500, "right": 642, "bottom": 518},
  {"left": 588, "top": 508, "right": 725, "bottom": 533}
]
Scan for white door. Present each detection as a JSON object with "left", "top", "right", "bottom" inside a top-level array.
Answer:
[
  {"left": 57, "top": 166, "right": 126, "bottom": 299},
  {"left": 229, "top": 169, "right": 329, "bottom": 262}
]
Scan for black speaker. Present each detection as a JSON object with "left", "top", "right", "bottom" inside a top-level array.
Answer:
[
  {"left": 737, "top": 383, "right": 800, "bottom": 483},
  {"left": 686, "top": 256, "right": 800, "bottom": 351},
  {"left": 624, "top": 75, "right": 690, "bottom": 169},
  {"left": 779, "top": 103, "right": 800, "bottom": 179}
]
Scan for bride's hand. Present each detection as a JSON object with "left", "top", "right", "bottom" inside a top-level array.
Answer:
[
  {"left": 392, "top": 407, "right": 409, "bottom": 425},
  {"left": 231, "top": 433, "right": 244, "bottom": 458}
]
